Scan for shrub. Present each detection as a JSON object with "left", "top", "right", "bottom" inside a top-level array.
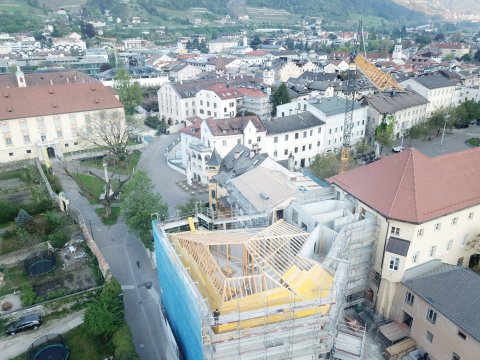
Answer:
[
  {"left": 112, "top": 323, "right": 140, "bottom": 360},
  {"left": 20, "top": 283, "right": 37, "bottom": 307},
  {"left": 48, "top": 228, "right": 70, "bottom": 249},
  {"left": 0, "top": 200, "right": 19, "bottom": 224},
  {"left": 15, "top": 209, "right": 33, "bottom": 229},
  {"left": 1, "top": 301, "right": 13, "bottom": 311}
]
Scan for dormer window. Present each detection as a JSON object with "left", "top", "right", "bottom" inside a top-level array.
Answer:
[{"left": 223, "top": 129, "right": 227, "bottom": 134}]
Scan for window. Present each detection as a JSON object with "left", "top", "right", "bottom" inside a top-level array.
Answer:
[
  {"left": 284, "top": 149, "right": 288, "bottom": 155},
  {"left": 463, "top": 234, "right": 469, "bottom": 246},
  {"left": 302, "top": 145, "right": 305, "bottom": 151},
  {"left": 457, "top": 331, "right": 466, "bottom": 340},
  {"left": 285, "top": 134, "right": 289, "bottom": 141},
  {"left": 222, "top": 140, "right": 226, "bottom": 146},
  {"left": 5, "top": 137, "right": 12, "bottom": 145},
  {"left": 200, "top": 100, "right": 203, "bottom": 105},
  {"left": 429, "top": 245, "right": 437, "bottom": 258},
  {"left": 417, "top": 228, "right": 424, "bottom": 237},
  {"left": 9, "top": 152, "right": 13, "bottom": 157},
  {"left": 24, "top": 135, "right": 32, "bottom": 144},
  {"left": 412, "top": 251, "right": 419, "bottom": 264},
  {"left": 64, "top": 143, "right": 69, "bottom": 147},
  {"left": 451, "top": 217, "right": 458, "bottom": 225},
  {"left": 26, "top": 149, "right": 31, "bottom": 154},
  {"left": 213, "top": 103, "right": 217, "bottom": 109},
  {"left": 457, "top": 257, "right": 464, "bottom": 266},
  {"left": 295, "top": 133, "right": 299, "bottom": 139},
  {"left": 292, "top": 209, "right": 298, "bottom": 224},
  {"left": 391, "top": 227, "right": 400, "bottom": 236},
  {"left": 303, "top": 131, "right": 307, "bottom": 138},
  {"left": 317, "top": 141, "right": 321, "bottom": 147},
  {"left": 434, "top": 222, "right": 441, "bottom": 231},
  {"left": 446, "top": 239, "right": 453, "bottom": 251},
  {"left": 427, "top": 308, "right": 437, "bottom": 324},
  {"left": 257, "top": 136, "right": 261, "bottom": 142},
  {"left": 248, "top": 139, "right": 252, "bottom": 145},
  {"left": 405, "top": 291, "right": 414, "bottom": 305},
  {"left": 207, "top": 101, "right": 210, "bottom": 107},
  {"left": 274, "top": 136, "right": 278, "bottom": 143},
  {"left": 211, "top": 190, "right": 216, "bottom": 199},
  {"left": 36, "top": 117, "right": 45, "bottom": 129},
  {"left": 199, "top": 109, "right": 204, "bottom": 114},
  {"left": 294, "top": 147, "right": 298, "bottom": 153},
  {"left": 207, "top": 111, "right": 211, "bottom": 116},
  {"left": 389, "top": 256, "right": 399, "bottom": 271},
  {"left": 318, "top": 127, "right": 321, "bottom": 133},
  {"left": 308, "top": 144, "right": 312, "bottom": 150},
  {"left": 57, "top": 130, "right": 63, "bottom": 138},
  {"left": 310, "top": 129, "right": 313, "bottom": 136},
  {"left": 426, "top": 331, "right": 434, "bottom": 343},
  {"left": 468, "top": 212, "right": 474, "bottom": 220},
  {"left": 329, "top": 129, "right": 332, "bottom": 134}
]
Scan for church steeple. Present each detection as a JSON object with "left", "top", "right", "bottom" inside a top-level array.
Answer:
[{"left": 15, "top": 65, "right": 26, "bottom": 88}]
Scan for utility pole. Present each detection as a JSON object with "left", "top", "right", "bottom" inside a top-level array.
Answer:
[{"left": 440, "top": 114, "right": 450, "bottom": 151}]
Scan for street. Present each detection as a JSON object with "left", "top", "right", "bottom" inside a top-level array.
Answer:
[{"left": 50, "top": 133, "right": 207, "bottom": 359}]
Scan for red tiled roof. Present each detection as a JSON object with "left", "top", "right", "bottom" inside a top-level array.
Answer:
[
  {"left": 179, "top": 117, "right": 203, "bottom": 139},
  {"left": 206, "top": 83, "right": 242, "bottom": 100},
  {"left": 328, "top": 148, "right": 480, "bottom": 223},
  {"left": 0, "top": 71, "right": 97, "bottom": 88},
  {"left": 0, "top": 83, "right": 123, "bottom": 121},
  {"left": 245, "top": 50, "right": 269, "bottom": 56},
  {"left": 237, "top": 87, "right": 267, "bottom": 98},
  {"left": 205, "top": 115, "right": 265, "bottom": 136}
]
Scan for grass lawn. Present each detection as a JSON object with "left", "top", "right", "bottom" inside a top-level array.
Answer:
[
  {"left": 95, "top": 207, "right": 121, "bottom": 226},
  {"left": 80, "top": 151, "right": 142, "bottom": 175},
  {"left": 467, "top": 138, "right": 480, "bottom": 147},
  {"left": 0, "top": 229, "right": 22, "bottom": 255},
  {"left": 9, "top": 324, "right": 113, "bottom": 360},
  {"left": 72, "top": 174, "right": 105, "bottom": 204}
]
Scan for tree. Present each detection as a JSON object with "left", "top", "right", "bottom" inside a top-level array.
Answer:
[
  {"left": 271, "top": 83, "right": 290, "bottom": 116},
  {"left": 375, "top": 115, "right": 396, "bottom": 153},
  {"left": 405, "top": 123, "right": 424, "bottom": 146},
  {"left": 112, "top": 324, "right": 140, "bottom": 360},
  {"left": 427, "top": 108, "right": 447, "bottom": 136},
  {"left": 115, "top": 68, "right": 143, "bottom": 115},
  {"left": 85, "top": 23, "right": 96, "bottom": 38},
  {"left": 122, "top": 171, "right": 168, "bottom": 250},
  {"left": 251, "top": 35, "right": 261, "bottom": 49},
  {"left": 400, "top": 25, "right": 407, "bottom": 38},
  {"left": 176, "top": 197, "right": 202, "bottom": 217},
  {"left": 474, "top": 49, "right": 480, "bottom": 62},
  {"left": 328, "top": 33, "right": 337, "bottom": 40},
  {"left": 15, "top": 209, "right": 33, "bottom": 229},
  {"left": 355, "top": 138, "right": 372, "bottom": 154},
  {"left": 309, "top": 152, "right": 356, "bottom": 179},
  {"left": 460, "top": 53, "right": 472, "bottom": 62},
  {"left": 85, "top": 278, "right": 124, "bottom": 338},
  {"left": 80, "top": 110, "right": 129, "bottom": 163}
]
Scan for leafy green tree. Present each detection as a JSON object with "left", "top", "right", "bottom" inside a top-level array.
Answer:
[
  {"left": 112, "top": 324, "right": 140, "bottom": 360},
  {"left": 460, "top": 53, "right": 472, "bottom": 62},
  {"left": 122, "top": 171, "right": 168, "bottom": 250},
  {"left": 405, "top": 123, "right": 424, "bottom": 146},
  {"left": 251, "top": 35, "right": 261, "bottom": 49},
  {"left": 375, "top": 116, "right": 396, "bottom": 153},
  {"left": 115, "top": 68, "right": 143, "bottom": 115},
  {"left": 309, "top": 152, "right": 356, "bottom": 179},
  {"left": 15, "top": 209, "right": 33, "bottom": 230},
  {"left": 85, "top": 278, "right": 124, "bottom": 338},
  {"left": 428, "top": 108, "right": 447, "bottom": 136},
  {"left": 176, "top": 197, "right": 202, "bottom": 217},
  {"left": 355, "top": 138, "right": 372, "bottom": 154},
  {"left": 271, "top": 83, "right": 290, "bottom": 116}
]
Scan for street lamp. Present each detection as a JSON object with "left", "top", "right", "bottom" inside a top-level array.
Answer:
[{"left": 440, "top": 113, "right": 450, "bottom": 151}]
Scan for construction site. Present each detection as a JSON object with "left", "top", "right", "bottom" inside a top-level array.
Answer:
[{"left": 152, "top": 183, "right": 379, "bottom": 360}]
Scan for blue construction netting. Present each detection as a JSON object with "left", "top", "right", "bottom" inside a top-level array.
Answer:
[
  {"left": 152, "top": 220, "right": 203, "bottom": 360},
  {"left": 302, "top": 168, "right": 330, "bottom": 187}
]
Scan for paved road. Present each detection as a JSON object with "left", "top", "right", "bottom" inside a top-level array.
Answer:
[
  {"left": 137, "top": 134, "right": 207, "bottom": 216},
  {"left": 382, "top": 125, "right": 480, "bottom": 158},
  {"left": 52, "top": 158, "right": 175, "bottom": 360},
  {"left": 2, "top": 310, "right": 84, "bottom": 360}
]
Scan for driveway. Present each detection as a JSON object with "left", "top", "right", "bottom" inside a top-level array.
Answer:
[
  {"left": 51, "top": 159, "right": 175, "bottom": 360},
  {"left": 1, "top": 310, "right": 84, "bottom": 360},
  {"left": 137, "top": 134, "right": 207, "bottom": 216},
  {"left": 382, "top": 125, "right": 480, "bottom": 158}
]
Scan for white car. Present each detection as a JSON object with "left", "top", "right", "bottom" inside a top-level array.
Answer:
[{"left": 392, "top": 146, "right": 405, "bottom": 153}]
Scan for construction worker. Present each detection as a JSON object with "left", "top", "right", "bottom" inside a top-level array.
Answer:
[{"left": 213, "top": 308, "right": 220, "bottom": 325}]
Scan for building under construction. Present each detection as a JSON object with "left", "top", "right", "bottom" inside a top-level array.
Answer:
[{"left": 152, "top": 190, "right": 378, "bottom": 359}]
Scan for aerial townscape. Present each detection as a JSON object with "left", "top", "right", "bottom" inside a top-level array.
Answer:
[{"left": 1, "top": 1, "right": 480, "bottom": 360}]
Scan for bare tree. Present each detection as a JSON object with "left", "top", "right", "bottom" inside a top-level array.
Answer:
[{"left": 80, "top": 110, "right": 129, "bottom": 162}]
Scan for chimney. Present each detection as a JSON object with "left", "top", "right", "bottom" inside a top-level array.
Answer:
[
  {"left": 287, "top": 153, "right": 294, "bottom": 172},
  {"left": 15, "top": 65, "right": 26, "bottom": 88},
  {"left": 249, "top": 150, "right": 255, "bottom": 158},
  {"left": 50, "top": 79, "right": 53, "bottom": 85},
  {"left": 234, "top": 151, "right": 240, "bottom": 160}
]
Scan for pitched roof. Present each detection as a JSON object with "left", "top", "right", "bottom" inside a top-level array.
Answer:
[
  {"left": 403, "top": 267, "right": 480, "bottom": 342},
  {"left": 205, "top": 115, "right": 266, "bottom": 136},
  {"left": 0, "top": 83, "right": 123, "bottom": 121},
  {"left": 261, "top": 112, "right": 324, "bottom": 134},
  {"left": 405, "top": 74, "right": 454, "bottom": 89},
  {"left": 170, "top": 75, "right": 255, "bottom": 99},
  {"left": 328, "top": 148, "right": 480, "bottom": 223},
  {"left": 179, "top": 117, "right": 203, "bottom": 139},
  {"left": 363, "top": 90, "right": 428, "bottom": 114},
  {"left": 205, "top": 83, "right": 242, "bottom": 99},
  {"left": 310, "top": 96, "right": 362, "bottom": 116},
  {"left": 237, "top": 87, "right": 267, "bottom": 98},
  {"left": 206, "top": 148, "right": 222, "bottom": 166},
  {"left": 0, "top": 70, "right": 96, "bottom": 88}
]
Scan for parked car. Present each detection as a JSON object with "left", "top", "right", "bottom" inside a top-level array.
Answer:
[
  {"left": 5, "top": 314, "right": 43, "bottom": 335},
  {"left": 392, "top": 146, "right": 405, "bottom": 153}
]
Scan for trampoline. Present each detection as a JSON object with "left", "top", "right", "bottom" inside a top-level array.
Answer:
[
  {"left": 28, "top": 333, "right": 70, "bottom": 360},
  {"left": 24, "top": 251, "right": 56, "bottom": 277}
]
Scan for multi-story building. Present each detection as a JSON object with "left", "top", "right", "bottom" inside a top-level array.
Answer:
[
  {"left": 429, "top": 42, "right": 471, "bottom": 59},
  {"left": 157, "top": 76, "right": 254, "bottom": 132},
  {"left": 391, "top": 261, "right": 480, "bottom": 360},
  {"left": 195, "top": 84, "right": 243, "bottom": 119},
  {"left": 237, "top": 87, "right": 271, "bottom": 120},
  {"left": 400, "top": 75, "right": 456, "bottom": 117},
  {"left": 96, "top": 66, "right": 169, "bottom": 88},
  {"left": 0, "top": 69, "right": 125, "bottom": 163},
  {"left": 166, "top": 63, "right": 202, "bottom": 82},
  {"left": 276, "top": 97, "right": 367, "bottom": 154},
  {"left": 208, "top": 37, "right": 240, "bottom": 54},
  {"left": 361, "top": 90, "right": 428, "bottom": 140},
  {"left": 328, "top": 148, "right": 480, "bottom": 318}
]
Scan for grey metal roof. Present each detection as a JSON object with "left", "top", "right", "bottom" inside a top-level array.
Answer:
[
  {"left": 213, "top": 143, "right": 267, "bottom": 186},
  {"left": 403, "top": 266, "right": 480, "bottom": 342},
  {"left": 171, "top": 75, "right": 255, "bottom": 99},
  {"left": 310, "top": 96, "right": 362, "bottom": 116},
  {"left": 261, "top": 112, "right": 324, "bottom": 134},
  {"left": 408, "top": 74, "right": 454, "bottom": 89},
  {"left": 364, "top": 90, "right": 428, "bottom": 114},
  {"left": 385, "top": 237, "right": 410, "bottom": 256},
  {"left": 206, "top": 148, "right": 222, "bottom": 166}
]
